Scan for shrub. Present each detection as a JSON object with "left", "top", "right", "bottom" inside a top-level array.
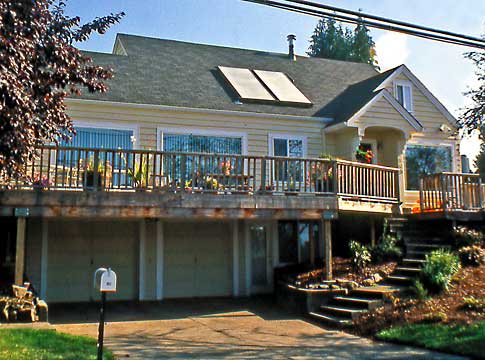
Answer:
[
  {"left": 458, "top": 245, "right": 485, "bottom": 266},
  {"left": 453, "top": 226, "right": 483, "bottom": 248},
  {"left": 421, "top": 311, "right": 448, "bottom": 323},
  {"left": 371, "top": 232, "right": 402, "bottom": 263},
  {"left": 349, "top": 240, "right": 371, "bottom": 272},
  {"left": 412, "top": 280, "right": 429, "bottom": 302},
  {"left": 462, "top": 296, "right": 485, "bottom": 312},
  {"left": 420, "top": 249, "right": 461, "bottom": 294}
]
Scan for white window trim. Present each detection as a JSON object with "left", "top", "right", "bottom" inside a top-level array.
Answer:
[
  {"left": 157, "top": 127, "right": 248, "bottom": 155},
  {"left": 404, "top": 138, "right": 456, "bottom": 191},
  {"left": 393, "top": 80, "right": 414, "bottom": 113},
  {"left": 72, "top": 120, "right": 140, "bottom": 149},
  {"left": 268, "top": 133, "right": 308, "bottom": 157}
]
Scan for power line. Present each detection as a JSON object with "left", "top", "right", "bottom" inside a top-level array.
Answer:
[{"left": 242, "top": 0, "right": 485, "bottom": 49}]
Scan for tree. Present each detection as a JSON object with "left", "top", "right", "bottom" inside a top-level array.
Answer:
[
  {"left": 461, "top": 47, "right": 485, "bottom": 134},
  {"left": 308, "top": 16, "right": 378, "bottom": 68},
  {"left": 475, "top": 125, "right": 485, "bottom": 179},
  {"left": 0, "top": 0, "right": 124, "bottom": 179}
]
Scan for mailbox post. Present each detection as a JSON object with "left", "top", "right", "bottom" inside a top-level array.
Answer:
[{"left": 94, "top": 268, "right": 117, "bottom": 360}]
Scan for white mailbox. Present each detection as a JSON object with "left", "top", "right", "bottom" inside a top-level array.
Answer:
[{"left": 94, "top": 268, "right": 117, "bottom": 293}]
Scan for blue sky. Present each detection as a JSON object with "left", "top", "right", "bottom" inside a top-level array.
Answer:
[{"left": 66, "top": 0, "right": 485, "bottom": 159}]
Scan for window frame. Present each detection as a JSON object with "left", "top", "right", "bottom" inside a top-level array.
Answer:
[
  {"left": 404, "top": 139, "right": 456, "bottom": 191},
  {"left": 393, "top": 80, "right": 414, "bottom": 113},
  {"left": 72, "top": 121, "right": 139, "bottom": 149},
  {"left": 157, "top": 127, "right": 248, "bottom": 155},
  {"left": 268, "top": 133, "right": 307, "bottom": 158}
]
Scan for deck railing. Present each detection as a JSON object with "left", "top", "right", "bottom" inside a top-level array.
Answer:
[
  {"left": 420, "top": 173, "right": 485, "bottom": 213},
  {"left": 0, "top": 145, "right": 400, "bottom": 204}
]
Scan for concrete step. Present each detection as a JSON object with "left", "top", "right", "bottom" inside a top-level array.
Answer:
[
  {"left": 319, "top": 305, "right": 367, "bottom": 320},
  {"left": 331, "top": 296, "right": 382, "bottom": 311},
  {"left": 406, "top": 243, "right": 451, "bottom": 250},
  {"left": 385, "top": 275, "right": 415, "bottom": 286},
  {"left": 308, "top": 311, "right": 352, "bottom": 326}
]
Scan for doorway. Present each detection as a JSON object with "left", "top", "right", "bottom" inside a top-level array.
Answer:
[{"left": 0, "top": 218, "right": 16, "bottom": 294}]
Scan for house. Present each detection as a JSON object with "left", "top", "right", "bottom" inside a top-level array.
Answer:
[{"left": 0, "top": 33, "right": 478, "bottom": 304}]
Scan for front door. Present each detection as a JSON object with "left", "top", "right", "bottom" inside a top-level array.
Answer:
[{"left": 247, "top": 223, "right": 272, "bottom": 293}]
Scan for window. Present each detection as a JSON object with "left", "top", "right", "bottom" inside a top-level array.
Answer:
[
  {"left": 278, "top": 221, "right": 319, "bottom": 264},
  {"left": 395, "top": 81, "right": 413, "bottom": 112},
  {"left": 405, "top": 145, "right": 452, "bottom": 190},
  {"left": 162, "top": 132, "right": 243, "bottom": 180},
  {"left": 270, "top": 135, "right": 306, "bottom": 182},
  {"left": 58, "top": 126, "right": 135, "bottom": 186}
]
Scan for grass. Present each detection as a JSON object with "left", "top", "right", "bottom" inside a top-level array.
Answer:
[
  {"left": 0, "top": 328, "right": 114, "bottom": 360},
  {"left": 377, "top": 321, "right": 485, "bottom": 359}
]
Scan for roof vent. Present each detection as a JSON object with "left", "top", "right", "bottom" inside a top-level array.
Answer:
[{"left": 287, "top": 34, "right": 296, "bottom": 61}]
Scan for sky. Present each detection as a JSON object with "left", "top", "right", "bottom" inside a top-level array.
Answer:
[{"left": 66, "top": 0, "right": 485, "bottom": 162}]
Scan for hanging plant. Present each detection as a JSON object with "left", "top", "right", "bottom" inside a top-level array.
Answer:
[{"left": 355, "top": 145, "right": 374, "bottom": 164}]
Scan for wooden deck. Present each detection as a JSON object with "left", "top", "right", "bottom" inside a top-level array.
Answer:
[{"left": 0, "top": 146, "right": 402, "bottom": 218}]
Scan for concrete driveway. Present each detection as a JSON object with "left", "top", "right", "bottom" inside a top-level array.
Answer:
[{"left": 51, "top": 298, "right": 467, "bottom": 360}]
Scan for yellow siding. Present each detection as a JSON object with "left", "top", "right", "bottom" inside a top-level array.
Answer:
[{"left": 67, "top": 102, "right": 325, "bottom": 158}]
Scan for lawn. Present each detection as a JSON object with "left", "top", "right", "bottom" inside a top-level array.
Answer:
[
  {"left": 377, "top": 321, "right": 485, "bottom": 359},
  {"left": 0, "top": 328, "right": 114, "bottom": 360}
]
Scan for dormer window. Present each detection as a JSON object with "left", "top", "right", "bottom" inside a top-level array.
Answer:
[{"left": 394, "top": 80, "right": 413, "bottom": 113}]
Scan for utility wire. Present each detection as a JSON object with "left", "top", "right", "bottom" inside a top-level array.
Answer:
[{"left": 242, "top": 0, "right": 485, "bottom": 49}]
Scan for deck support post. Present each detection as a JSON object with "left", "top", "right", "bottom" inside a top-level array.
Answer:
[
  {"left": 14, "top": 217, "right": 26, "bottom": 285},
  {"left": 370, "top": 217, "right": 376, "bottom": 247},
  {"left": 323, "top": 219, "right": 332, "bottom": 280},
  {"left": 309, "top": 223, "right": 315, "bottom": 266}
]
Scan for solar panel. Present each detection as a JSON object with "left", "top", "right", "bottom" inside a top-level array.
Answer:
[
  {"left": 218, "top": 66, "right": 275, "bottom": 101},
  {"left": 254, "top": 70, "right": 312, "bottom": 105}
]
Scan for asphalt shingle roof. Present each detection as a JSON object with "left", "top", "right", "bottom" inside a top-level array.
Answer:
[{"left": 78, "top": 33, "right": 395, "bottom": 120}]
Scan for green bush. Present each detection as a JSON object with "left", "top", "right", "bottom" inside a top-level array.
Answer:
[
  {"left": 458, "top": 245, "right": 485, "bottom": 266},
  {"left": 420, "top": 249, "right": 461, "bottom": 294},
  {"left": 462, "top": 296, "right": 485, "bottom": 312},
  {"left": 453, "top": 226, "right": 483, "bottom": 248},
  {"left": 349, "top": 240, "right": 371, "bottom": 272},
  {"left": 412, "top": 280, "right": 428, "bottom": 301},
  {"left": 371, "top": 234, "right": 402, "bottom": 263}
]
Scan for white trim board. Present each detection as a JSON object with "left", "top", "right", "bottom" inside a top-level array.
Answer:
[
  {"left": 157, "top": 127, "right": 248, "bottom": 155},
  {"left": 375, "top": 65, "right": 459, "bottom": 128},
  {"left": 72, "top": 120, "right": 140, "bottom": 149}
]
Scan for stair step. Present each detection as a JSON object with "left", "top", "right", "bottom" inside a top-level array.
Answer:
[
  {"left": 402, "top": 258, "right": 426, "bottom": 265},
  {"left": 395, "top": 266, "right": 422, "bottom": 273},
  {"left": 350, "top": 286, "right": 400, "bottom": 299},
  {"left": 320, "top": 305, "right": 367, "bottom": 320},
  {"left": 406, "top": 243, "right": 450, "bottom": 249},
  {"left": 332, "top": 296, "right": 382, "bottom": 310},
  {"left": 309, "top": 311, "right": 352, "bottom": 326},
  {"left": 385, "top": 275, "right": 415, "bottom": 286}
]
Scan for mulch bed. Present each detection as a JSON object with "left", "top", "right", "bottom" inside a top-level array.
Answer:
[{"left": 352, "top": 263, "right": 485, "bottom": 336}]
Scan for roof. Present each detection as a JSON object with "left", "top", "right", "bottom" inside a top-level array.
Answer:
[{"left": 77, "top": 33, "right": 384, "bottom": 119}]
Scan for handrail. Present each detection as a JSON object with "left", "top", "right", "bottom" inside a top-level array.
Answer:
[
  {"left": 420, "top": 172, "right": 485, "bottom": 213},
  {"left": 0, "top": 145, "right": 401, "bottom": 204}
]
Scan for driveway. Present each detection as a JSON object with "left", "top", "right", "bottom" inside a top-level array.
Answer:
[{"left": 51, "top": 298, "right": 467, "bottom": 360}]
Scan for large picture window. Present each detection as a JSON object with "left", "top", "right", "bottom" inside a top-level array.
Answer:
[
  {"left": 162, "top": 133, "right": 243, "bottom": 180},
  {"left": 405, "top": 145, "right": 452, "bottom": 190}
]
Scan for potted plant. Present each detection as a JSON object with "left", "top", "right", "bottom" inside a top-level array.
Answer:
[
  {"left": 309, "top": 154, "right": 334, "bottom": 192},
  {"left": 32, "top": 174, "right": 52, "bottom": 191},
  {"left": 127, "top": 155, "right": 151, "bottom": 191},
  {"left": 355, "top": 145, "right": 374, "bottom": 164},
  {"left": 81, "top": 157, "right": 110, "bottom": 190}
]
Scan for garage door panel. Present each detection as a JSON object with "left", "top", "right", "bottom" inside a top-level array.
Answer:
[{"left": 164, "top": 222, "right": 232, "bottom": 298}]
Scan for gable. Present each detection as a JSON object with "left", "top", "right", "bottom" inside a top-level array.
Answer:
[
  {"left": 377, "top": 66, "right": 458, "bottom": 130},
  {"left": 350, "top": 93, "right": 420, "bottom": 135}
]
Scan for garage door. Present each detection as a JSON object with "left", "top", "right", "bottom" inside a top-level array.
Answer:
[
  {"left": 164, "top": 222, "right": 232, "bottom": 298},
  {"left": 47, "top": 220, "right": 138, "bottom": 303}
]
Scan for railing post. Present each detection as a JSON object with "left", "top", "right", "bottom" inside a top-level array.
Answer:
[
  {"left": 478, "top": 177, "right": 484, "bottom": 209},
  {"left": 180, "top": 154, "right": 186, "bottom": 191},
  {"left": 261, "top": 158, "right": 267, "bottom": 193},
  {"left": 332, "top": 161, "right": 338, "bottom": 195},
  {"left": 419, "top": 177, "right": 425, "bottom": 213},
  {"left": 440, "top": 173, "right": 448, "bottom": 213},
  {"left": 93, "top": 150, "right": 99, "bottom": 192},
  {"left": 394, "top": 170, "right": 400, "bottom": 204}
]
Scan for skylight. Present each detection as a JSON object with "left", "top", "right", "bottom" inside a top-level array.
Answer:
[{"left": 218, "top": 66, "right": 312, "bottom": 106}]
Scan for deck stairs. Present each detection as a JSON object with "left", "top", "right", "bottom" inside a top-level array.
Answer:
[{"left": 309, "top": 217, "right": 453, "bottom": 327}]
